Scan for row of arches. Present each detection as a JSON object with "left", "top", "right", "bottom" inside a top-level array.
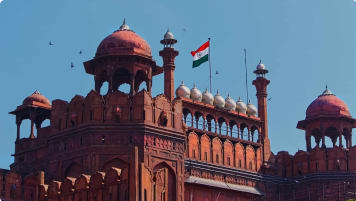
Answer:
[
  {"left": 94, "top": 67, "right": 152, "bottom": 96},
  {"left": 183, "top": 108, "right": 261, "bottom": 143},
  {"left": 306, "top": 127, "right": 352, "bottom": 151},
  {"left": 187, "top": 132, "right": 262, "bottom": 172}
]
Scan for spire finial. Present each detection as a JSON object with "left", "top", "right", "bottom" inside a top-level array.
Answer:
[{"left": 118, "top": 18, "right": 131, "bottom": 31}]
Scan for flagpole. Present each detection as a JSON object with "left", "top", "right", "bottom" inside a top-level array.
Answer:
[
  {"left": 244, "top": 48, "right": 249, "bottom": 103},
  {"left": 208, "top": 38, "right": 212, "bottom": 92}
]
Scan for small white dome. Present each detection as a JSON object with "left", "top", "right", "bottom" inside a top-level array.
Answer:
[
  {"left": 202, "top": 88, "right": 214, "bottom": 105},
  {"left": 190, "top": 84, "right": 202, "bottom": 101},
  {"left": 256, "top": 60, "right": 265, "bottom": 70},
  {"left": 164, "top": 29, "right": 174, "bottom": 40},
  {"left": 225, "top": 94, "right": 236, "bottom": 110},
  {"left": 236, "top": 97, "right": 247, "bottom": 114},
  {"left": 119, "top": 18, "right": 131, "bottom": 31},
  {"left": 213, "top": 90, "right": 225, "bottom": 109},
  {"left": 247, "top": 100, "right": 258, "bottom": 116},
  {"left": 175, "top": 81, "right": 190, "bottom": 98}
]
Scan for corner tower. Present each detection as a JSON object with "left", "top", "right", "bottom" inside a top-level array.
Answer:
[
  {"left": 252, "top": 61, "right": 271, "bottom": 163},
  {"left": 297, "top": 87, "right": 356, "bottom": 151},
  {"left": 84, "top": 19, "right": 163, "bottom": 95}
]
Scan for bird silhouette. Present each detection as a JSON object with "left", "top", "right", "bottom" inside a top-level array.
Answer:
[
  {"left": 79, "top": 50, "right": 82, "bottom": 54},
  {"left": 49, "top": 41, "right": 54, "bottom": 46},
  {"left": 71, "top": 62, "right": 74, "bottom": 68},
  {"left": 268, "top": 97, "right": 272, "bottom": 101},
  {"left": 215, "top": 70, "right": 219, "bottom": 75},
  {"left": 182, "top": 28, "right": 187, "bottom": 32}
]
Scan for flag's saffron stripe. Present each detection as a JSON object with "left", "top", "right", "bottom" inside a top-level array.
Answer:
[
  {"left": 192, "top": 54, "right": 209, "bottom": 68},
  {"left": 191, "top": 41, "right": 210, "bottom": 56}
]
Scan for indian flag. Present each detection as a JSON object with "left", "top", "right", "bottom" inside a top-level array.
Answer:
[{"left": 191, "top": 41, "right": 209, "bottom": 68}]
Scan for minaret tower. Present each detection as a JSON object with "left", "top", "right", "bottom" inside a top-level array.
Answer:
[
  {"left": 252, "top": 61, "right": 271, "bottom": 163},
  {"left": 159, "top": 29, "right": 179, "bottom": 101}
]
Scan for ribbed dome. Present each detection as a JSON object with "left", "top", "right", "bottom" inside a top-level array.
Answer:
[
  {"left": 96, "top": 20, "right": 152, "bottom": 58},
  {"left": 225, "top": 94, "right": 236, "bottom": 110},
  {"left": 23, "top": 90, "right": 51, "bottom": 106},
  {"left": 306, "top": 87, "right": 351, "bottom": 119},
  {"left": 236, "top": 97, "right": 247, "bottom": 114},
  {"left": 190, "top": 84, "right": 202, "bottom": 101},
  {"left": 213, "top": 90, "right": 225, "bottom": 109},
  {"left": 175, "top": 81, "right": 190, "bottom": 98},
  {"left": 247, "top": 101, "right": 257, "bottom": 116},
  {"left": 202, "top": 89, "right": 214, "bottom": 105}
]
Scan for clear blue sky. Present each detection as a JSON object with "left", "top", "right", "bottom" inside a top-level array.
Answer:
[{"left": 0, "top": 0, "right": 355, "bottom": 169}]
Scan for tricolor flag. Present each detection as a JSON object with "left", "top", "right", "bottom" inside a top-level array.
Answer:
[{"left": 191, "top": 41, "right": 209, "bottom": 68}]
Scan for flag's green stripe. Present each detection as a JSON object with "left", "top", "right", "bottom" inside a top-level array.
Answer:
[{"left": 192, "top": 54, "right": 209, "bottom": 68}]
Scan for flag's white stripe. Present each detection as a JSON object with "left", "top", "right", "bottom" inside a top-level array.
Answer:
[{"left": 193, "top": 47, "right": 209, "bottom": 61}]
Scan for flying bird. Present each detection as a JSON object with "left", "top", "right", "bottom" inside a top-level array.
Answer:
[
  {"left": 215, "top": 70, "right": 219, "bottom": 75},
  {"left": 71, "top": 62, "right": 74, "bottom": 68},
  {"left": 79, "top": 50, "right": 82, "bottom": 54},
  {"left": 182, "top": 28, "right": 187, "bottom": 32},
  {"left": 49, "top": 41, "right": 54, "bottom": 46},
  {"left": 268, "top": 97, "right": 272, "bottom": 101}
]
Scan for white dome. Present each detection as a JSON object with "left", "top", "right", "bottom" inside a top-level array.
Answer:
[
  {"left": 190, "top": 84, "right": 202, "bottom": 101},
  {"left": 225, "top": 94, "right": 236, "bottom": 110},
  {"left": 236, "top": 97, "right": 247, "bottom": 114},
  {"left": 164, "top": 29, "right": 174, "bottom": 40},
  {"left": 247, "top": 101, "right": 257, "bottom": 116},
  {"left": 213, "top": 90, "right": 225, "bottom": 109},
  {"left": 175, "top": 81, "right": 190, "bottom": 98},
  {"left": 256, "top": 60, "right": 265, "bottom": 70},
  {"left": 202, "top": 88, "right": 214, "bottom": 105}
]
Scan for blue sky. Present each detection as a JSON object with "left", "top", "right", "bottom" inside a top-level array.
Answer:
[{"left": 0, "top": 0, "right": 355, "bottom": 169}]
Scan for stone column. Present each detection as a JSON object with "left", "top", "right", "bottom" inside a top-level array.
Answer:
[
  {"left": 16, "top": 121, "right": 21, "bottom": 141},
  {"left": 339, "top": 134, "right": 343, "bottom": 148}
]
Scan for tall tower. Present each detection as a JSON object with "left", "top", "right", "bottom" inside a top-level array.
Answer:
[
  {"left": 252, "top": 61, "right": 271, "bottom": 163},
  {"left": 159, "top": 29, "right": 179, "bottom": 101}
]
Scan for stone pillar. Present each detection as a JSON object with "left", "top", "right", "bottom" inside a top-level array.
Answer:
[
  {"left": 16, "top": 121, "right": 21, "bottom": 141},
  {"left": 29, "top": 113, "right": 35, "bottom": 139},
  {"left": 339, "top": 134, "right": 343, "bottom": 148},
  {"left": 322, "top": 134, "right": 326, "bottom": 148},
  {"left": 306, "top": 132, "right": 311, "bottom": 152}
]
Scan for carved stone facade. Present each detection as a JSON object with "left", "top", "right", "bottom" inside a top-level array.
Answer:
[{"left": 1, "top": 22, "right": 356, "bottom": 201}]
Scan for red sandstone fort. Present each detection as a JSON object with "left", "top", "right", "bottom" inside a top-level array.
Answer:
[{"left": 1, "top": 21, "right": 356, "bottom": 201}]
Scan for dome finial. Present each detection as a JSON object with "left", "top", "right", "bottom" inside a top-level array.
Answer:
[
  {"left": 118, "top": 18, "right": 131, "bottom": 31},
  {"left": 321, "top": 85, "right": 333, "bottom": 96}
]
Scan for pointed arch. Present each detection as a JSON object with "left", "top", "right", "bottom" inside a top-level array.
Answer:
[{"left": 64, "top": 162, "right": 82, "bottom": 178}]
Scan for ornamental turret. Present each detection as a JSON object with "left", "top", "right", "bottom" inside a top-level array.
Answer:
[
  {"left": 159, "top": 29, "right": 179, "bottom": 101},
  {"left": 252, "top": 60, "right": 270, "bottom": 163}
]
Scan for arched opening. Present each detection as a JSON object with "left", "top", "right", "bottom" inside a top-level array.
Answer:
[
  {"left": 312, "top": 128, "right": 322, "bottom": 148},
  {"left": 183, "top": 108, "right": 193, "bottom": 127},
  {"left": 118, "top": 83, "right": 131, "bottom": 94},
  {"left": 325, "top": 127, "right": 338, "bottom": 147},
  {"left": 194, "top": 112, "right": 204, "bottom": 130},
  {"left": 218, "top": 117, "right": 227, "bottom": 135},
  {"left": 250, "top": 126, "right": 258, "bottom": 142},
  {"left": 20, "top": 119, "right": 31, "bottom": 139},
  {"left": 100, "top": 81, "right": 109, "bottom": 96},
  {"left": 41, "top": 119, "right": 50, "bottom": 128},
  {"left": 229, "top": 120, "right": 237, "bottom": 138},
  {"left": 206, "top": 114, "right": 216, "bottom": 133},
  {"left": 138, "top": 81, "right": 148, "bottom": 92},
  {"left": 240, "top": 123, "right": 248, "bottom": 140},
  {"left": 134, "top": 70, "right": 149, "bottom": 93},
  {"left": 153, "top": 163, "right": 176, "bottom": 201}
]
